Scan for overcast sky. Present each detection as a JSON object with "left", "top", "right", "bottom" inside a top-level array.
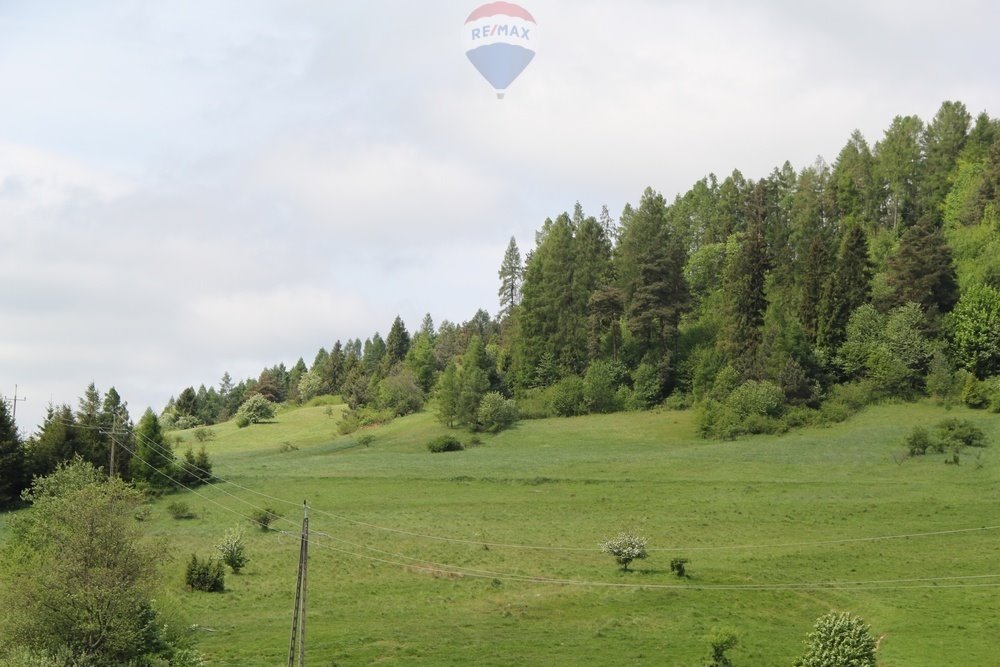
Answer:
[{"left": 2, "top": 0, "right": 999, "bottom": 434}]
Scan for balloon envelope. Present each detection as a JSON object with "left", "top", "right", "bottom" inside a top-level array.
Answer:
[{"left": 463, "top": 2, "right": 537, "bottom": 97}]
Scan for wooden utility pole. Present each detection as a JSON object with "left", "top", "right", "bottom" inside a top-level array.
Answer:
[
  {"left": 7, "top": 384, "right": 26, "bottom": 424},
  {"left": 108, "top": 412, "right": 119, "bottom": 478},
  {"left": 287, "top": 502, "right": 309, "bottom": 667}
]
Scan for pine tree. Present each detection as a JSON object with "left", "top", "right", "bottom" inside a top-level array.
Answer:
[
  {"left": 0, "top": 398, "right": 26, "bottom": 508},
  {"left": 386, "top": 316, "right": 411, "bottom": 364},
  {"left": 720, "top": 182, "right": 772, "bottom": 375},
  {"left": 498, "top": 236, "right": 523, "bottom": 320},
  {"left": 616, "top": 188, "right": 689, "bottom": 365},
  {"left": 886, "top": 213, "right": 959, "bottom": 315},
  {"left": 27, "top": 405, "right": 82, "bottom": 478},
  {"left": 132, "top": 408, "right": 176, "bottom": 488},
  {"left": 76, "top": 383, "right": 105, "bottom": 470},
  {"left": 817, "top": 224, "right": 873, "bottom": 351}
]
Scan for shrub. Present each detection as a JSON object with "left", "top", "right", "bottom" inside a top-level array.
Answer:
[
  {"left": 337, "top": 406, "right": 394, "bottom": 435},
  {"left": 583, "top": 360, "right": 626, "bottom": 413},
  {"left": 550, "top": 376, "right": 586, "bottom": 417},
  {"left": 185, "top": 554, "right": 225, "bottom": 592},
  {"left": 631, "top": 363, "right": 663, "bottom": 408},
  {"left": 356, "top": 434, "right": 375, "bottom": 448},
  {"left": 235, "top": 394, "right": 276, "bottom": 426},
  {"left": 794, "top": 612, "right": 876, "bottom": 667},
  {"left": 600, "top": 532, "right": 648, "bottom": 571},
  {"left": 249, "top": 507, "right": 281, "bottom": 531},
  {"left": 670, "top": 558, "right": 689, "bottom": 578},
  {"left": 706, "top": 628, "right": 739, "bottom": 667},
  {"left": 962, "top": 373, "right": 991, "bottom": 408},
  {"left": 177, "top": 446, "right": 213, "bottom": 486},
  {"left": 936, "top": 418, "right": 988, "bottom": 449},
  {"left": 167, "top": 501, "right": 196, "bottom": 520},
  {"left": 477, "top": 392, "right": 519, "bottom": 432},
  {"left": 235, "top": 414, "right": 251, "bottom": 429},
  {"left": 216, "top": 527, "right": 249, "bottom": 574},
  {"left": 904, "top": 427, "right": 935, "bottom": 456},
  {"left": 514, "top": 387, "right": 553, "bottom": 420},
  {"left": 192, "top": 427, "right": 215, "bottom": 443},
  {"left": 725, "top": 380, "right": 785, "bottom": 419},
  {"left": 427, "top": 435, "right": 464, "bottom": 453},
  {"left": 375, "top": 369, "right": 425, "bottom": 417},
  {"left": 662, "top": 391, "right": 693, "bottom": 411}
]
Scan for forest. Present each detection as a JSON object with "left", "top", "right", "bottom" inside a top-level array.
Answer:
[{"left": 3, "top": 100, "right": 1000, "bottom": 505}]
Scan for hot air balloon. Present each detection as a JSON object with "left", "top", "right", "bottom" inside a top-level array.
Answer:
[{"left": 463, "top": 2, "right": 537, "bottom": 99}]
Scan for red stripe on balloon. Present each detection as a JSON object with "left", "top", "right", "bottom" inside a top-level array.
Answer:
[{"left": 465, "top": 2, "right": 536, "bottom": 24}]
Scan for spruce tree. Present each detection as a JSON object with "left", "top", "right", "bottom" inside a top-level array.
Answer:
[
  {"left": 798, "top": 234, "right": 830, "bottom": 344},
  {"left": 497, "top": 236, "right": 523, "bottom": 321},
  {"left": 132, "top": 408, "right": 176, "bottom": 488},
  {"left": 886, "top": 213, "right": 959, "bottom": 315},
  {"left": 435, "top": 362, "right": 459, "bottom": 427},
  {"left": 100, "top": 387, "right": 134, "bottom": 479},
  {"left": 386, "top": 316, "right": 411, "bottom": 364},
  {"left": 720, "top": 182, "right": 772, "bottom": 375},
  {"left": 0, "top": 399, "right": 26, "bottom": 508},
  {"left": 817, "top": 224, "right": 873, "bottom": 351},
  {"left": 920, "top": 100, "right": 971, "bottom": 215}
]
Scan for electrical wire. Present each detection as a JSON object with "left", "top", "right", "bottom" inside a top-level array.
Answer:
[{"left": 112, "top": 422, "right": 1000, "bottom": 555}]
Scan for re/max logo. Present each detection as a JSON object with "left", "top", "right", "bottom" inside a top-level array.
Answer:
[{"left": 470, "top": 24, "right": 531, "bottom": 40}]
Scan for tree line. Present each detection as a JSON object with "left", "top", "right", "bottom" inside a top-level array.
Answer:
[
  {"left": 4, "top": 100, "right": 1000, "bottom": 506},
  {"left": 158, "top": 100, "right": 1000, "bottom": 435}
]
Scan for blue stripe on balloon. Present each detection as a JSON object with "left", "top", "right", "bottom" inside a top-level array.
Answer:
[{"left": 466, "top": 43, "right": 535, "bottom": 91}]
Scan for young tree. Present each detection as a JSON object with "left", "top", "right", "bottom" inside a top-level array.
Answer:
[
  {"left": 600, "top": 532, "right": 648, "bottom": 571},
  {"left": 498, "top": 236, "right": 523, "bottom": 321},
  {"left": 435, "top": 362, "right": 460, "bottom": 428},
  {"left": 132, "top": 408, "right": 175, "bottom": 488},
  {"left": 874, "top": 114, "right": 924, "bottom": 230},
  {"left": 1, "top": 460, "right": 170, "bottom": 663}
]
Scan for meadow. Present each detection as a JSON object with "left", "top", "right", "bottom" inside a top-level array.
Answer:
[{"left": 101, "top": 402, "right": 1000, "bottom": 664}]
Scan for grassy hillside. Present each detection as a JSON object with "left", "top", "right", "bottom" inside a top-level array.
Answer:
[{"left": 73, "top": 404, "right": 1000, "bottom": 664}]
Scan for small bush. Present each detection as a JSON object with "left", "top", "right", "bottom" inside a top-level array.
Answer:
[
  {"left": 600, "top": 532, "right": 648, "bottom": 571},
  {"left": 904, "top": 427, "right": 935, "bottom": 456},
  {"left": 550, "top": 376, "right": 586, "bottom": 417},
  {"left": 662, "top": 391, "right": 693, "bottom": 411},
  {"left": 216, "top": 527, "right": 249, "bottom": 574},
  {"left": 249, "top": 507, "right": 282, "bottom": 531},
  {"left": 356, "top": 434, "right": 375, "bottom": 447},
  {"left": 167, "top": 501, "right": 196, "bottom": 520},
  {"left": 235, "top": 394, "right": 277, "bottom": 426},
  {"left": 279, "top": 442, "right": 299, "bottom": 453},
  {"left": 962, "top": 374, "right": 991, "bottom": 409},
  {"left": 338, "top": 406, "right": 394, "bottom": 435},
  {"left": 235, "top": 414, "right": 251, "bottom": 429},
  {"left": 192, "top": 427, "right": 215, "bottom": 443},
  {"left": 795, "top": 612, "right": 876, "bottom": 667},
  {"left": 427, "top": 436, "right": 464, "bottom": 453},
  {"left": 477, "top": 392, "right": 519, "bottom": 432},
  {"left": 670, "top": 558, "right": 689, "bottom": 578},
  {"left": 631, "top": 363, "right": 664, "bottom": 408},
  {"left": 936, "top": 418, "right": 988, "bottom": 449},
  {"left": 185, "top": 554, "right": 225, "bottom": 592},
  {"left": 178, "top": 446, "right": 213, "bottom": 487},
  {"left": 726, "top": 380, "right": 785, "bottom": 418},
  {"left": 707, "top": 628, "right": 739, "bottom": 667},
  {"left": 513, "top": 387, "right": 553, "bottom": 420}
]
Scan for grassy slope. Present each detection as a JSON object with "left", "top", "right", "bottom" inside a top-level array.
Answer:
[{"left": 10, "top": 402, "right": 1000, "bottom": 665}]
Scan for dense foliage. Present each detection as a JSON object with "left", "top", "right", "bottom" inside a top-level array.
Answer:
[{"left": 145, "top": 100, "right": 999, "bottom": 440}]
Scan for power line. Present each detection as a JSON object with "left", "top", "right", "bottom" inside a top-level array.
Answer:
[
  {"left": 111, "top": 435, "right": 1000, "bottom": 595},
  {"left": 113, "top": 423, "right": 1000, "bottom": 555}
]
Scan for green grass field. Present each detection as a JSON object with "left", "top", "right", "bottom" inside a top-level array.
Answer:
[{"left": 15, "top": 401, "right": 1000, "bottom": 665}]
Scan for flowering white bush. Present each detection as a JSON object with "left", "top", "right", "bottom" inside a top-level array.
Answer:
[
  {"left": 795, "top": 612, "right": 876, "bottom": 667},
  {"left": 216, "top": 527, "right": 250, "bottom": 573},
  {"left": 600, "top": 532, "right": 648, "bottom": 571}
]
